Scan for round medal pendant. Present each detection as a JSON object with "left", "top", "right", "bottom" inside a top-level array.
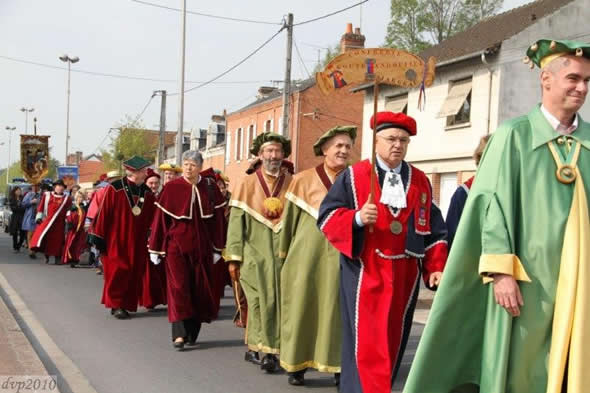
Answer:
[
  {"left": 556, "top": 164, "right": 576, "bottom": 184},
  {"left": 390, "top": 220, "right": 403, "bottom": 235},
  {"left": 132, "top": 206, "right": 142, "bottom": 216}
]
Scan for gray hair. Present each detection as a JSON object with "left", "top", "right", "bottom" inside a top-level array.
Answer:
[{"left": 182, "top": 150, "right": 203, "bottom": 165}]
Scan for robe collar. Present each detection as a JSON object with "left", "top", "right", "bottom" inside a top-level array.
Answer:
[{"left": 531, "top": 104, "right": 590, "bottom": 150}]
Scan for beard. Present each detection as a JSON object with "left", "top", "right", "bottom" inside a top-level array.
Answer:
[{"left": 263, "top": 159, "right": 282, "bottom": 173}]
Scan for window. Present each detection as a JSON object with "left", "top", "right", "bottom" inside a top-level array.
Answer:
[
  {"left": 385, "top": 94, "right": 408, "bottom": 114},
  {"left": 235, "top": 128, "right": 243, "bottom": 161},
  {"left": 247, "top": 124, "right": 256, "bottom": 158},
  {"left": 197, "top": 129, "right": 207, "bottom": 150},
  {"left": 437, "top": 78, "right": 472, "bottom": 127},
  {"left": 265, "top": 119, "right": 272, "bottom": 132},
  {"left": 225, "top": 131, "right": 231, "bottom": 164}
]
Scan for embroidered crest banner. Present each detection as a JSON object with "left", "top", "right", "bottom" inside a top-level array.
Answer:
[{"left": 20, "top": 135, "right": 50, "bottom": 184}]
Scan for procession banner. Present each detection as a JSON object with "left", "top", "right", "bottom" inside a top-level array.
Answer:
[
  {"left": 20, "top": 135, "right": 50, "bottom": 185},
  {"left": 315, "top": 48, "right": 436, "bottom": 96},
  {"left": 57, "top": 166, "right": 79, "bottom": 189}
]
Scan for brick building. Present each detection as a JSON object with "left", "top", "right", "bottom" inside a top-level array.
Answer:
[{"left": 220, "top": 24, "right": 366, "bottom": 191}]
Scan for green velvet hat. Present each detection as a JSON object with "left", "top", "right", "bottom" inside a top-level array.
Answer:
[
  {"left": 122, "top": 156, "right": 151, "bottom": 171},
  {"left": 250, "top": 132, "right": 291, "bottom": 158},
  {"left": 524, "top": 39, "right": 590, "bottom": 69},
  {"left": 312, "top": 125, "right": 357, "bottom": 156}
]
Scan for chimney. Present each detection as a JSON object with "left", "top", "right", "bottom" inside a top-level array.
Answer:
[
  {"left": 257, "top": 86, "right": 279, "bottom": 99},
  {"left": 340, "top": 23, "right": 365, "bottom": 53}
]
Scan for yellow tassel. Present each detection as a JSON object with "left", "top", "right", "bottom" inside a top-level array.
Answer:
[
  {"left": 576, "top": 48, "right": 583, "bottom": 57},
  {"left": 531, "top": 43, "right": 538, "bottom": 52},
  {"left": 523, "top": 56, "right": 531, "bottom": 64},
  {"left": 530, "top": 62, "right": 535, "bottom": 70},
  {"left": 550, "top": 41, "right": 557, "bottom": 50}
]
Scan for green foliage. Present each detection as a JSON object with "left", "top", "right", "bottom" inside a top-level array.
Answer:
[
  {"left": 384, "top": 0, "right": 503, "bottom": 53},
  {"left": 313, "top": 43, "right": 342, "bottom": 74},
  {"left": 101, "top": 115, "right": 157, "bottom": 171}
]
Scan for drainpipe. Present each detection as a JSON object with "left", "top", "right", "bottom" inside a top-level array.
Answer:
[{"left": 481, "top": 52, "right": 494, "bottom": 135}]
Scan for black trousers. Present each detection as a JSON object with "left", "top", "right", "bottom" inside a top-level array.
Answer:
[
  {"left": 171, "top": 318, "right": 201, "bottom": 342},
  {"left": 12, "top": 230, "right": 26, "bottom": 250}
]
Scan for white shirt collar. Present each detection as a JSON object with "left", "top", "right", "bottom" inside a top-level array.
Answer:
[
  {"left": 376, "top": 155, "right": 402, "bottom": 174},
  {"left": 540, "top": 105, "right": 578, "bottom": 134}
]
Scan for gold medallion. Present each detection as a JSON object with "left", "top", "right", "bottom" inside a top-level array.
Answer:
[
  {"left": 390, "top": 220, "right": 403, "bottom": 235},
  {"left": 556, "top": 164, "right": 576, "bottom": 184},
  {"left": 132, "top": 206, "right": 142, "bottom": 216},
  {"left": 420, "top": 192, "right": 427, "bottom": 204}
]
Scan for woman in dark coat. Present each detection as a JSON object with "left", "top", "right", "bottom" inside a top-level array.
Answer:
[{"left": 9, "top": 187, "right": 26, "bottom": 252}]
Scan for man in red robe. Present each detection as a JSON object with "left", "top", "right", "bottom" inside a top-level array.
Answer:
[
  {"left": 88, "top": 156, "right": 156, "bottom": 319},
  {"left": 31, "top": 179, "right": 71, "bottom": 264},
  {"left": 318, "top": 112, "right": 448, "bottom": 393},
  {"left": 149, "top": 150, "right": 226, "bottom": 350},
  {"left": 139, "top": 168, "right": 167, "bottom": 310}
]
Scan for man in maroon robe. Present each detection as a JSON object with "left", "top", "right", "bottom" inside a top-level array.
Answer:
[
  {"left": 62, "top": 191, "right": 88, "bottom": 267},
  {"left": 139, "top": 168, "right": 167, "bottom": 310},
  {"left": 149, "top": 150, "right": 226, "bottom": 350},
  {"left": 88, "top": 156, "right": 156, "bottom": 319},
  {"left": 31, "top": 179, "right": 71, "bottom": 264}
]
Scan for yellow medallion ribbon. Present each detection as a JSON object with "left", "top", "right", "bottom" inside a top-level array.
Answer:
[{"left": 546, "top": 147, "right": 590, "bottom": 392}]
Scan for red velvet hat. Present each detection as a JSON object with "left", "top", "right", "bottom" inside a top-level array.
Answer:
[
  {"left": 146, "top": 168, "right": 160, "bottom": 180},
  {"left": 98, "top": 173, "right": 107, "bottom": 182},
  {"left": 370, "top": 111, "right": 417, "bottom": 136}
]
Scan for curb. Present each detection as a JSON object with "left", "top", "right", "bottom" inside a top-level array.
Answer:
[{"left": 0, "top": 272, "right": 97, "bottom": 393}]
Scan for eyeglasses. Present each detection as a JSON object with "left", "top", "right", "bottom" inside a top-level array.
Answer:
[{"left": 377, "top": 135, "right": 410, "bottom": 145}]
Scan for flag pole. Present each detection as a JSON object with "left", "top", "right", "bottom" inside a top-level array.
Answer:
[{"left": 369, "top": 77, "right": 380, "bottom": 233}]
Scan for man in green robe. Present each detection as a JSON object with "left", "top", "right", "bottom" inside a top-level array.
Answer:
[
  {"left": 278, "top": 126, "right": 356, "bottom": 386},
  {"left": 225, "top": 132, "right": 293, "bottom": 373},
  {"left": 403, "top": 39, "right": 590, "bottom": 393}
]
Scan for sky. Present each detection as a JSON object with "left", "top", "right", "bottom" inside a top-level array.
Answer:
[{"left": 0, "top": 0, "right": 530, "bottom": 167}]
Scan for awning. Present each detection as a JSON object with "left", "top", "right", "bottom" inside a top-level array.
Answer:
[
  {"left": 437, "top": 79, "right": 472, "bottom": 118},
  {"left": 385, "top": 95, "right": 408, "bottom": 113}
]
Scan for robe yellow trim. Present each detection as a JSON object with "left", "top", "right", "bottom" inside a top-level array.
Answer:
[
  {"left": 280, "top": 359, "right": 341, "bottom": 373},
  {"left": 478, "top": 254, "right": 532, "bottom": 284},
  {"left": 247, "top": 343, "right": 280, "bottom": 354},
  {"left": 229, "top": 200, "right": 283, "bottom": 233},
  {"left": 546, "top": 167, "right": 590, "bottom": 393}
]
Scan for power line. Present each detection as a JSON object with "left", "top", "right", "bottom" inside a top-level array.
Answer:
[
  {"left": 0, "top": 54, "right": 274, "bottom": 85},
  {"left": 133, "top": 94, "right": 156, "bottom": 125},
  {"left": 130, "top": 0, "right": 282, "bottom": 25},
  {"left": 170, "top": 25, "right": 286, "bottom": 96},
  {"left": 294, "top": 0, "right": 369, "bottom": 26},
  {"left": 293, "top": 39, "right": 312, "bottom": 79}
]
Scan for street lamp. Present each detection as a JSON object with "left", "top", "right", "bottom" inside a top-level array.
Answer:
[
  {"left": 5, "top": 126, "right": 16, "bottom": 184},
  {"left": 59, "top": 54, "right": 79, "bottom": 164},
  {"left": 20, "top": 107, "right": 34, "bottom": 134}
]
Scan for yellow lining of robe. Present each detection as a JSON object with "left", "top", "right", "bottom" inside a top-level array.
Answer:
[
  {"left": 280, "top": 359, "right": 341, "bottom": 373},
  {"left": 247, "top": 343, "right": 280, "bottom": 354},
  {"left": 478, "top": 254, "right": 532, "bottom": 284},
  {"left": 546, "top": 167, "right": 590, "bottom": 393}
]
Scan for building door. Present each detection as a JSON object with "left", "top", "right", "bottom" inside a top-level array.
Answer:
[{"left": 439, "top": 173, "right": 458, "bottom": 218}]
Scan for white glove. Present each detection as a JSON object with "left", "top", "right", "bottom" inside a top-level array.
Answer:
[
  {"left": 213, "top": 253, "right": 222, "bottom": 264},
  {"left": 150, "top": 254, "right": 161, "bottom": 265}
]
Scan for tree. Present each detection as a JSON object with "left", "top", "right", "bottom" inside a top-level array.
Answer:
[
  {"left": 384, "top": 0, "right": 430, "bottom": 53},
  {"left": 100, "top": 116, "right": 157, "bottom": 171},
  {"left": 313, "top": 43, "right": 342, "bottom": 74},
  {"left": 384, "top": 0, "right": 503, "bottom": 53}
]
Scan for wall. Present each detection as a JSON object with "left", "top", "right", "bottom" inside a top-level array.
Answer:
[{"left": 497, "top": 0, "right": 590, "bottom": 123}]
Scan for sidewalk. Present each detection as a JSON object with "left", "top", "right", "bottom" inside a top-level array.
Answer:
[{"left": 0, "top": 286, "right": 57, "bottom": 391}]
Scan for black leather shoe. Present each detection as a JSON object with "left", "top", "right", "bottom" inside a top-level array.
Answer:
[
  {"left": 287, "top": 371, "right": 305, "bottom": 386},
  {"left": 260, "top": 354, "right": 278, "bottom": 373},
  {"left": 244, "top": 350, "right": 260, "bottom": 364},
  {"left": 113, "top": 309, "right": 130, "bottom": 319},
  {"left": 333, "top": 373, "right": 340, "bottom": 386}
]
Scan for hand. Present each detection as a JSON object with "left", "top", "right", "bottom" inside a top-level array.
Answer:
[
  {"left": 493, "top": 273, "right": 523, "bottom": 317},
  {"left": 31, "top": 199, "right": 39, "bottom": 204},
  {"left": 149, "top": 254, "right": 161, "bottom": 265},
  {"left": 359, "top": 202, "right": 378, "bottom": 225},
  {"left": 228, "top": 261, "right": 240, "bottom": 281},
  {"left": 429, "top": 272, "right": 442, "bottom": 287}
]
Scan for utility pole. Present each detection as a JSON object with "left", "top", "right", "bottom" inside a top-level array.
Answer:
[
  {"left": 155, "top": 90, "right": 167, "bottom": 167},
  {"left": 280, "top": 13, "right": 294, "bottom": 137},
  {"left": 176, "top": 0, "right": 187, "bottom": 166}
]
